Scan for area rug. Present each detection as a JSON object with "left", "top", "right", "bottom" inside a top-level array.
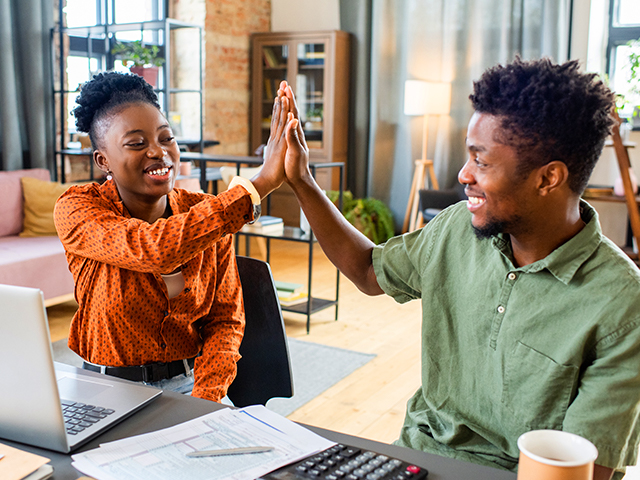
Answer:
[{"left": 51, "top": 338, "right": 375, "bottom": 417}]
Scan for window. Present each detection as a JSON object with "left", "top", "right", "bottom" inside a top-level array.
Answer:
[
  {"left": 61, "top": 0, "right": 165, "bottom": 134},
  {"left": 607, "top": 0, "right": 640, "bottom": 116}
]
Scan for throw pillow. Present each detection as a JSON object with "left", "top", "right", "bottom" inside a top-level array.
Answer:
[
  {"left": 20, "top": 176, "right": 70, "bottom": 237},
  {"left": 0, "top": 168, "right": 51, "bottom": 237}
]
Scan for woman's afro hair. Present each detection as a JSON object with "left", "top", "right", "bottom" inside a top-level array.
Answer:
[{"left": 72, "top": 71, "right": 160, "bottom": 137}]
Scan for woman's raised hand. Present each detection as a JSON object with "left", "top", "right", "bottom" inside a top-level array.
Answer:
[
  {"left": 251, "top": 81, "right": 291, "bottom": 198},
  {"left": 281, "top": 84, "right": 310, "bottom": 186}
]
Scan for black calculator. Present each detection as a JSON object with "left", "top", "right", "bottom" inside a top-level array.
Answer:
[{"left": 261, "top": 443, "right": 429, "bottom": 480}]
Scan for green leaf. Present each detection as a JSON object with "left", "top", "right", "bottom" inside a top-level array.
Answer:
[
  {"left": 111, "top": 40, "right": 165, "bottom": 67},
  {"left": 326, "top": 190, "right": 395, "bottom": 244}
]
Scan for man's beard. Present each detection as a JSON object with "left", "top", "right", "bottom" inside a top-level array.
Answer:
[
  {"left": 473, "top": 221, "right": 506, "bottom": 239},
  {"left": 472, "top": 214, "right": 523, "bottom": 240}
]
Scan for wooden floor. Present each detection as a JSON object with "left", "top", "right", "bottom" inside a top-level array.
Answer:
[{"left": 46, "top": 238, "right": 423, "bottom": 445}]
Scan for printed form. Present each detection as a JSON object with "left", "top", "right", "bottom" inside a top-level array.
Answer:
[{"left": 71, "top": 405, "right": 336, "bottom": 480}]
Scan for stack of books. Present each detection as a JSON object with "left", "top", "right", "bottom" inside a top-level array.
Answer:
[
  {"left": 274, "top": 280, "right": 308, "bottom": 307},
  {"left": 241, "top": 216, "right": 284, "bottom": 235}
]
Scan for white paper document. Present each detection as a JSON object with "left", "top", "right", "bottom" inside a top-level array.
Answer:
[{"left": 71, "top": 405, "right": 336, "bottom": 480}]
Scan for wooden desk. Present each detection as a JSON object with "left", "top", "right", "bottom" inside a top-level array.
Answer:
[{"left": 2, "top": 364, "right": 516, "bottom": 480}]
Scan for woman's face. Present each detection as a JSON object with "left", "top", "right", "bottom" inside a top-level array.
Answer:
[{"left": 93, "top": 102, "right": 181, "bottom": 210}]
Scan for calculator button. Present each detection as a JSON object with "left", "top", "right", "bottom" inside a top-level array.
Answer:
[{"left": 343, "top": 448, "right": 359, "bottom": 457}]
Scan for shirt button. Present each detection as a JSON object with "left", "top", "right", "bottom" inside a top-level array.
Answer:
[
  {"left": 508, "top": 273, "right": 517, "bottom": 280},
  {"left": 497, "top": 305, "right": 505, "bottom": 313},
  {"left": 163, "top": 311, "right": 169, "bottom": 317},
  {"left": 184, "top": 287, "right": 191, "bottom": 293},
  {"left": 160, "top": 343, "right": 167, "bottom": 349}
]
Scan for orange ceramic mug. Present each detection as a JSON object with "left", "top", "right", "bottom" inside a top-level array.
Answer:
[{"left": 517, "top": 430, "right": 598, "bottom": 480}]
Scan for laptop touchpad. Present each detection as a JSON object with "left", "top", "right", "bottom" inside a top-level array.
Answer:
[{"left": 57, "top": 376, "right": 112, "bottom": 401}]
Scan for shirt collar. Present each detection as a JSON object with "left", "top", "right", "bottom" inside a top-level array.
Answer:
[
  {"left": 99, "top": 179, "right": 178, "bottom": 219},
  {"left": 491, "top": 200, "right": 603, "bottom": 284},
  {"left": 100, "top": 179, "right": 129, "bottom": 217}
]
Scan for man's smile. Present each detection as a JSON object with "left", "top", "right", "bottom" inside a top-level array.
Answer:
[{"left": 466, "top": 196, "right": 486, "bottom": 211}]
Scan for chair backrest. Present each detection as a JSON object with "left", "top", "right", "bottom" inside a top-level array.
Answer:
[
  {"left": 419, "top": 184, "right": 467, "bottom": 222},
  {"left": 227, "top": 255, "right": 294, "bottom": 407}
]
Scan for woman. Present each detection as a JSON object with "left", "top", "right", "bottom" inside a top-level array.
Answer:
[{"left": 54, "top": 71, "right": 292, "bottom": 402}]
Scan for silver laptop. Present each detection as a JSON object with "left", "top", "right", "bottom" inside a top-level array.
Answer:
[{"left": 0, "top": 284, "right": 162, "bottom": 452}]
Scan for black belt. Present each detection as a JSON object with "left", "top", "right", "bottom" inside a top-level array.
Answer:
[{"left": 83, "top": 356, "right": 197, "bottom": 383}]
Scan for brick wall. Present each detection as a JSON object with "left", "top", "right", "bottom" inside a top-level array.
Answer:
[{"left": 172, "top": 0, "right": 271, "bottom": 155}]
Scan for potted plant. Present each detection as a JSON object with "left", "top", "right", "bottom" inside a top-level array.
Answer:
[
  {"left": 111, "top": 40, "right": 165, "bottom": 87},
  {"left": 619, "top": 38, "right": 640, "bottom": 127},
  {"left": 327, "top": 191, "right": 395, "bottom": 244},
  {"left": 304, "top": 106, "right": 323, "bottom": 131}
]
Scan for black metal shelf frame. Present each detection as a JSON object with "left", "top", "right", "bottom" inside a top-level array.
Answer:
[
  {"left": 180, "top": 154, "right": 344, "bottom": 333},
  {"left": 52, "top": 12, "right": 203, "bottom": 183}
]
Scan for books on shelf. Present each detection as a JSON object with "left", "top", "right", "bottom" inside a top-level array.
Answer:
[
  {"left": 275, "top": 280, "right": 308, "bottom": 307},
  {"left": 305, "top": 51, "right": 325, "bottom": 59},
  {"left": 262, "top": 48, "right": 282, "bottom": 68},
  {"left": 274, "top": 280, "right": 304, "bottom": 294},
  {"left": 264, "top": 78, "right": 274, "bottom": 99},
  {"left": 241, "top": 215, "right": 285, "bottom": 235},
  {"left": 279, "top": 291, "right": 308, "bottom": 307}
]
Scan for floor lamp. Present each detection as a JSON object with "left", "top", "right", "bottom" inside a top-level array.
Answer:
[{"left": 402, "top": 80, "right": 451, "bottom": 233}]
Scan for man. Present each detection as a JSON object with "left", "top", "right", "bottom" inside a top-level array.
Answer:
[{"left": 279, "top": 58, "right": 640, "bottom": 480}]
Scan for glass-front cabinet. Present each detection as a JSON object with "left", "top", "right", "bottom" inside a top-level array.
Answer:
[{"left": 251, "top": 31, "right": 350, "bottom": 191}]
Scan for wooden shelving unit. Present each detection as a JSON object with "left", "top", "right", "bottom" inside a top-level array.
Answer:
[{"left": 250, "top": 30, "right": 350, "bottom": 226}]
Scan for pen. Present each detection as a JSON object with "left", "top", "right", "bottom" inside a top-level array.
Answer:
[{"left": 186, "top": 446, "right": 274, "bottom": 457}]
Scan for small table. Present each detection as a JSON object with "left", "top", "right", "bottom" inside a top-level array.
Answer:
[{"left": 583, "top": 189, "right": 640, "bottom": 258}]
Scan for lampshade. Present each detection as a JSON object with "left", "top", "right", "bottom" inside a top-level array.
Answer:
[{"left": 404, "top": 80, "right": 452, "bottom": 116}]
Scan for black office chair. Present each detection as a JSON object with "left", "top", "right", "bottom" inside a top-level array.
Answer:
[
  {"left": 419, "top": 184, "right": 467, "bottom": 222},
  {"left": 226, "top": 255, "right": 294, "bottom": 407}
]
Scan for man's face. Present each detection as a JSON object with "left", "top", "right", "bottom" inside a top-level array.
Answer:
[{"left": 458, "top": 112, "right": 540, "bottom": 239}]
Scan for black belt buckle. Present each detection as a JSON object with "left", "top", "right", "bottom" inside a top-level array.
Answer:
[{"left": 143, "top": 362, "right": 169, "bottom": 383}]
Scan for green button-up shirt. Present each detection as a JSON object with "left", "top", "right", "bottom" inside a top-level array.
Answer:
[{"left": 372, "top": 200, "right": 640, "bottom": 476}]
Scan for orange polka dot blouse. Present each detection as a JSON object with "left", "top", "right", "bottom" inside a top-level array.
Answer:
[{"left": 54, "top": 180, "right": 253, "bottom": 402}]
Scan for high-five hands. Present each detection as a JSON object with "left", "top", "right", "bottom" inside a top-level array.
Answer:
[
  {"left": 252, "top": 81, "right": 311, "bottom": 198},
  {"left": 253, "top": 81, "right": 290, "bottom": 196},
  {"left": 279, "top": 83, "right": 310, "bottom": 187}
]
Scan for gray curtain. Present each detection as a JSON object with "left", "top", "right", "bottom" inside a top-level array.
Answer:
[
  {"left": 368, "top": 0, "right": 571, "bottom": 230},
  {"left": 0, "top": 0, "right": 54, "bottom": 171}
]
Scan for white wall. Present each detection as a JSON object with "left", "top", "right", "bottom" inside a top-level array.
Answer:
[
  {"left": 570, "top": 0, "right": 591, "bottom": 65},
  {"left": 271, "top": 0, "right": 340, "bottom": 32}
]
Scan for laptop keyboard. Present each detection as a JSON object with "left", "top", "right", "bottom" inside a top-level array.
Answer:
[
  {"left": 61, "top": 399, "right": 115, "bottom": 436},
  {"left": 261, "top": 443, "right": 429, "bottom": 480}
]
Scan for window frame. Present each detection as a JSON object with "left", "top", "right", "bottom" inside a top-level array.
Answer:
[{"left": 65, "top": 0, "right": 166, "bottom": 70}]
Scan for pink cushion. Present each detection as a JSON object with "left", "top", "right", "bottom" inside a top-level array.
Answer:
[
  {"left": 0, "top": 235, "right": 74, "bottom": 301},
  {"left": 0, "top": 169, "right": 51, "bottom": 237}
]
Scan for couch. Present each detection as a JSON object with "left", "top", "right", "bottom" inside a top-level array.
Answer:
[{"left": 0, "top": 168, "right": 75, "bottom": 306}]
